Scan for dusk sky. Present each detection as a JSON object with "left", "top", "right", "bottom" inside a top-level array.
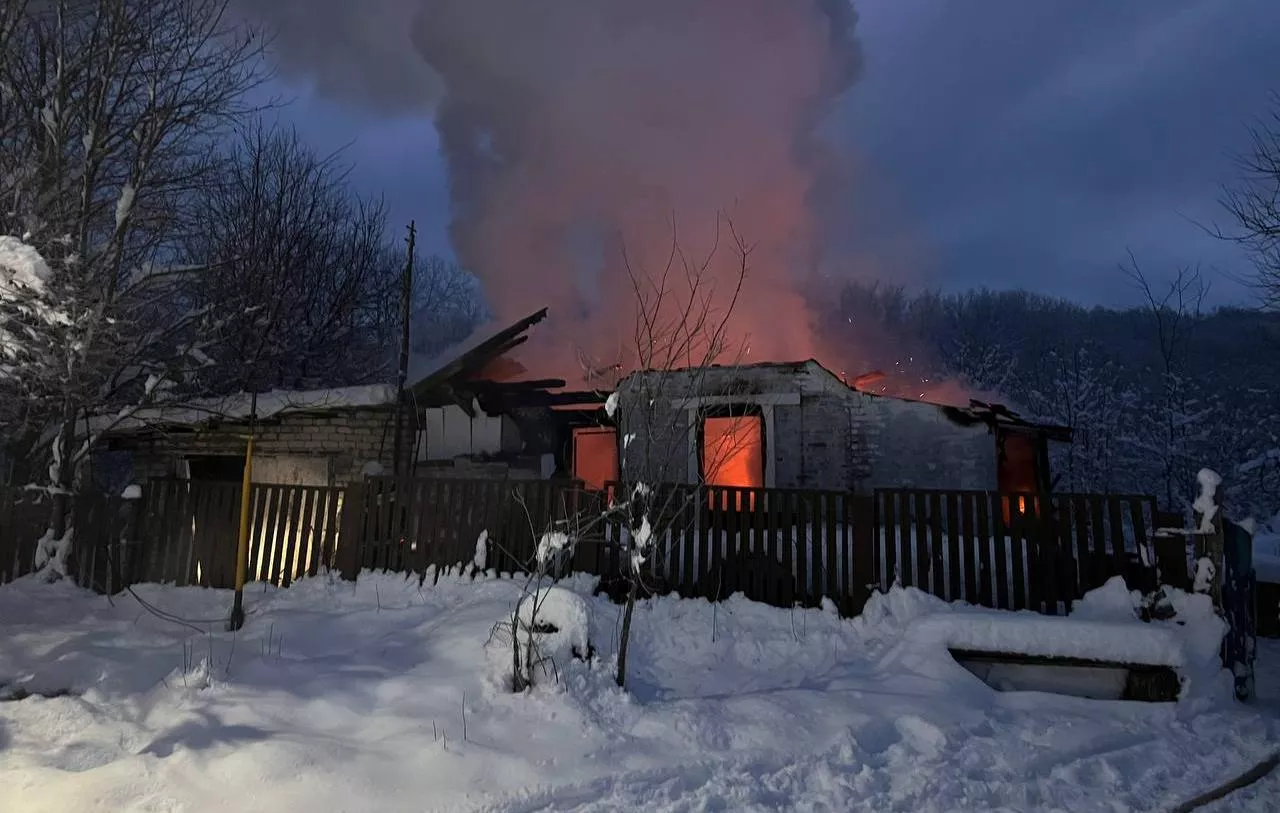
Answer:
[{"left": 261, "top": 0, "right": 1280, "bottom": 309}]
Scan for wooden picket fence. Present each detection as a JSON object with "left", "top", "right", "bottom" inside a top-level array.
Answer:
[
  {"left": 0, "top": 487, "right": 50, "bottom": 584},
  {"left": 871, "top": 489, "right": 1162, "bottom": 614},
  {"left": 2, "top": 477, "right": 1176, "bottom": 620},
  {"left": 335, "top": 479, "right": 1161, "bottom": 616},
  {"left": 0, "top": 486, "right": 134, "bottom": 591},
  {"left": 129, "top": 479, "right": 345, "bottom": 589}
]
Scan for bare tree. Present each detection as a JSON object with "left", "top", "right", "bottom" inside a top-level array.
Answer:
[
  {"left": 408, "top": 254, "right": 484, "bottom": 361},
  {"left": 484, "top": 214, "right": 755, "bottom": 692},
  {"left": 0, "top": 0, "right": 270, "bottom": 550},
  {"left": 181, "top": 122, "right": 392, "bottom": 392},
  {"left": 1022, "top": 344, "right": 1138, "bottom": 493},
  {"left": 602, "top": 214, "right": 754, "bottom": 688},
  {"left": 1219, "top": 93, "right": 1280, "bottom": 309},
  {"left": 1120, "top": 254, "right": 1211, "bottom": 508}
]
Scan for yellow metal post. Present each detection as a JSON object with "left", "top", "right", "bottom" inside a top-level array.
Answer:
[{"left": 228, "top": 435, "right": 254, "bottom": 631}]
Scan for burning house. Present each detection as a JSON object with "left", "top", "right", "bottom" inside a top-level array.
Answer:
[
  {"left": 92, "top": 303, "right": 1069, "bottom": 500},
  {"left": 594, "top": 360, "right": 1071, "bottom": 497}
]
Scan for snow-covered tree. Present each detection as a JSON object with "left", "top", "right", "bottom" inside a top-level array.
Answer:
[
  {"left": 0, "top": 235, "right": 68, "bottom": 437},
  {"left": 0, "top": 0, "right": 269, "bottom": 536},
  {"left": 1022, "top": 345, "right": 1139, "bottom": 493},
  {"left": 1118, "top": 257, "right": 1210, "bottom": 509}
]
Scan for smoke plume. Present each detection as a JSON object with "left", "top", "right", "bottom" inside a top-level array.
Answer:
[{"left": 244, "top": 0, "right": 863, "bottom": 380}]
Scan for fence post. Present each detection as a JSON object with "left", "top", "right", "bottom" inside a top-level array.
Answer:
[
  {"left": 335, "top": 479, "right": 367, "bottom": 580},
  {"left": 1152, "top": 510, "right": 1191, "bottom": 592},
  {"left": 847, "top": 495, "right": 876, "bottom": 617}
]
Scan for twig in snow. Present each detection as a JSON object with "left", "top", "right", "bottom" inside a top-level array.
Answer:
[
  {"left": 461, "top": 691, "right": 468, "bottom": 742},
  {"left": 225, "top": 627, "right": 237, "bottom": 678}
]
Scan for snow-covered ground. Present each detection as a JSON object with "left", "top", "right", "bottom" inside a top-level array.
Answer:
[{"left": 0, "top": 570, "right": 1277, "bottom": 812}]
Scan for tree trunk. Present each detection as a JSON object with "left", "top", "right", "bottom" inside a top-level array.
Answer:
[
  {"left": 615, "top": 579, "right": 638, "bottom": 688},
  {"left": 49, "top": 406, "right": 77, "bottom": 540}
]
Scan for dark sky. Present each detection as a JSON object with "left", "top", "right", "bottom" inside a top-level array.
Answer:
[{"left": 269, "top": 0, "right": 1280, "bottom": 308}]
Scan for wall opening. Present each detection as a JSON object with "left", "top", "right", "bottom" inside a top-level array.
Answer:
[
  {"left": 572, "top": 427, "right": 618, "bottom": 491},
  {"left": 699, "top": 406, "right": 764, "bottom": 510},
  {"left": 185, "top": 455, "right": 245, "bottom": 483},
  {"left": 997, "top": 429, "right": 1043, "bottom": 523}
]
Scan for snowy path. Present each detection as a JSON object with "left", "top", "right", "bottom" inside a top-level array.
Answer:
[{"left": 0, "top": 572, "right": 1277, "bottom": 812}]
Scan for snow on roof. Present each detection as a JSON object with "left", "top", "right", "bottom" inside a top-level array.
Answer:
[
  {"left": 89, "top": 383, "right": 397, "bottom": 435},
  {"left": 406, "top": 319, "right": 498, "bottom": 384}
]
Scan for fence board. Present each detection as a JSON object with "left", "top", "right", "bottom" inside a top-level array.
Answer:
[
  {"left": 1108, "top": 497, "right": 1127, "bottom": 579},
  {"left": 990, "top": 492, "right": 1011, "bottom": 609}
]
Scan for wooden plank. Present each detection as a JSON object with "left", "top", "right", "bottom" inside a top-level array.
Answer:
[
  {"left": 927, "top": 492, "right": 944, "bottom": 598},
  {"left": 849, "top": 495, "right": 876, "bottom": 615},
  {"left": 990, "top": 492, "right": 1010, "bottom": 610},
  {"left": 254, "top": 485, "right": 280, "bottom": 583},
  {"left": 332, "top": 481, "right": 363, "bottom": 580},
  {"left": 311, "top": 488, "right": 335, "bottom": 576},
  {"left": 1036, "top": 495, "right": 1059, "bottom": 616},
  {"left": 1108, "top": 496, "right": 1128, "bottom": 582},
  {"left": 881, "top": 491, "right": 897, "bottom": 590},
  {"left": 188, "top": 482, "right": 213, "bottom": 587},
  {"left": 247, "top": 485, "right": 270, "bottom": 582},
  {"left": 378, "top": 478, "right": 398, "bottom": 571},
  {"left": 1054, "top": 495, "right": 1076, "bottom": 612},
  {"left": 285, "top": 487, "right": 315, "bottom": 587},
  {"left": 399, "top": 478, "right": 422, "bottom": 576},
  {"left": 1009, "top": 495, "right": 1028, "bottom": 611},
  {"left": 1128, "top": 496, "right": 1151, "bottom": 571},
  {"left": 190, "top": 484, "right": 213, "bottom": 587},
  {"left": 945, "top": 492, "right": 962, "bottom": 601},
  {"left": 1071, "top": 495, "right": 1092, "bottom": 594},
  {"left": 172, "top": 481, "right": 195, "bottom": 587},
  {"left": 825, "top": 492, "right": 840, "bottom": 603},
  {"left": 750, "top": 488, "right": 767, "bottom": 602},
  {"left": 1089, "top": 495, "right": 1109, "bottom": 587},
  {"left": 145, "top": 481, "right": 171, "bottom": 584},
  {"left": 912, "top": 492, "right": 930, "bottom": 593},
  {"left": 789, "top": 492, "right": 808, "bottom": 605},
  {"left": 414, "top": 478, "right": 437, "bottom": 575},
  {"left": 960, "top": 492, "right": 978, "bottom": 603},
  {"left": 360, "top": 478, "right": 380, "bottom": 575},
  {"left": 715, "top": 491, "right": 730, "bottom": 595},
  {"left": 773, "top": 490, "right": 790, "bottom": 605},
  {"left": 157, "top": 481, "right": 181, "bottom": 585}
]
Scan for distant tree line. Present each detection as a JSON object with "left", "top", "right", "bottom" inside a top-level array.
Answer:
[{"left": 815, "top": 274, "right": 1280, "bottom": 523}]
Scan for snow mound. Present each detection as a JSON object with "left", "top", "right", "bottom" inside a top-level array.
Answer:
[
  {"left": 517, "top": 587, "right": 592, "bottom": 664},
  {"left": 860, "top": 579, "right": 1231, "bottom": 703},
  {"left": 1069, "top": 576, "right": 1141, "bottom": 622},
  {"left": 907, "top": 611, "right": 1183, "bottom": 667}
]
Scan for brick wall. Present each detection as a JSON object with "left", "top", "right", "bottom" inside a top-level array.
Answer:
[
  {"left": 617, "top": 361, "right": 998, "bottom": 493},
  {"left": 109, "top": 407, "right": 403, "bottom": 486}
]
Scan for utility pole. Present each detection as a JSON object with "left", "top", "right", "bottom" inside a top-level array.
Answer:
[
  {"left": 228, "top": 390, "right": 258, "bottom": 632},
  {"left": 392, "top": 221, "right": 416, "bottom": 476}
]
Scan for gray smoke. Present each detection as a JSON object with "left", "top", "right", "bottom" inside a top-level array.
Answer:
[{"left": 244, "top": 0, "right": 863, "bottom": 375}]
